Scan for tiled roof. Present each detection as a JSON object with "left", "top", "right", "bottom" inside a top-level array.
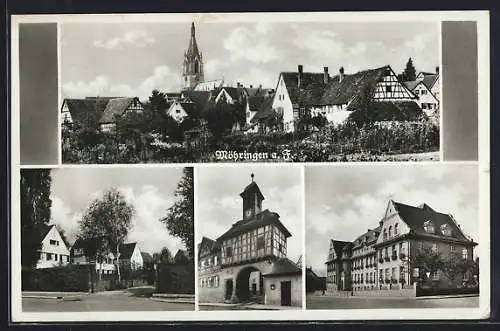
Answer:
[
  {"left": 71, "top": 236, "right": 107, "bottom": 257},
  {"left": 282, "top": 72, "right": 327, "bottom": 106},
  {"left": 353, "top": 226, "right": 381, "bottom": 248},
  {"left": 63, "top": 99, "right": 108, "bottom": 126},
  {"left": 263, "top": 258, "right": 301, "bottom": 277},
  {"left": 320, "top": 66, "right": 390, "bottom": 106},
  {"left": 217, "top": 209, "right": 291, "bottom": 241},
  {"left": 348, "top": 100, "right": 424, "bottom": 123},
  {"left": 421, "top": 74, "right": 439, "bottom": 90},
  {"left": 119, "top": 242, "right": 138, "bottom": 260},
  {"left": 36, "top": 224, "right": 55, "bottom": 241},
  {"left": 99, "top": 97, "right": 138, "bottom": 124},
  {"left": 330, "top": 240, "right": 351, "bottom": 256},
  {"left": 392, "top": 201, "right": 475, "bottom": 243},
  {"left": 404, "top": 80, "right": 421, "bottom": 91},
  {"left": 240, "top": 181, "right": 265, "bottom": 200}
]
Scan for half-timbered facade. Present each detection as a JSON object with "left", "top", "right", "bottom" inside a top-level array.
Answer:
[{"left": 198, "top": 175, "right": 302, "bottom": 308}]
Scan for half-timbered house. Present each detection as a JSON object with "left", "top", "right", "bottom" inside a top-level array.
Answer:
[{"left": 272, "top": 65, "right": 422, "bottom": 132}]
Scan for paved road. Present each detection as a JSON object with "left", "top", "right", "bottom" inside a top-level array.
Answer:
[
  {"left": 22, "top": 289, "right": 194, "bottom": 312},
  {"left": 306, "top": 295, "right": 479, "bottom": 309}
]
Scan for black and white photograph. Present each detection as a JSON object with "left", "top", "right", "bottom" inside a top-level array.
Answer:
[
  {"left": 20, "top": 167, "right": 195, "bottom": 312},
  {"left": 196, "top": 166, "right": 303, "bottom": 310},
  {"left": 305, "top": 164, "right": 480, "bottom": 310},
  {"left": 60, "top": 18, "right": 440, "bottom": 163}
]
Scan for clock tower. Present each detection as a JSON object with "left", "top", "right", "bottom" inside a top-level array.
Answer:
[{"left": 240, "top": 173, "right": 265, "bottom": 220}]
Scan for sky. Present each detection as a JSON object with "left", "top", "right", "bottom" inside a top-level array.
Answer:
[
  {"left": 48, "top": 167, "right": 188, "bottom": 255},
  {"left": 305, "top": 164, "right": 479, "bottom": 277},
  {"left": 61, "top": 20, "right": 438, "bottom": 101},
  {"left": 196, "top": 166, "right": 303, "bottom": 263}
]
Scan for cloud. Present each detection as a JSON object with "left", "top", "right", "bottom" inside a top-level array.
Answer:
[
  {"left": 404, "top": 32, "right": 434, "bottom": 52},
  {"left": 49, "top": 196, "right": 82, "bottom": 244},
  {"left": 223, "top": 24, "right": 281, "bottom": 63},
  {"left": 93, "top": 30, "right": 155, "bottom": 50},
  {"left": 62, "top": 65, "right": 182, "bottom": 100}
]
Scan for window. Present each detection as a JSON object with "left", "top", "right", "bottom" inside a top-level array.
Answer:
[
  {"left": 422, "top": 90, "right": 427, "bottom": 95},
  {"left": 440, "top": 224, "right": 452, "bottom": 236},
  {"left": 431, "top": 271, "right": 439, "bottom": 280},
  {"left": 386, "top": 85, "right": 392, "bottom": 93},
  {"left": 225, "top": 247, "right": 233, "bottom": 258},
  {"left": 214, "top": 256, "right": 218, "bottom": 265},
  {"left": 462, "top": 248, "right": 468, "bottom": 260},
  {"left": 50, "top": 240, "right": 58, "bottom": 246},
  {"left": 423, "top": 220, "right": 435, "bottom": 233},
  {"left": 256, "top": 235, "right": 265, "bottom": 250},
  {"left": 47, "top": 253, "right": 52, "bottom": 260},
  {"left": 383, "top": 229, "right": 388, "bottom": 240},
  {"left": 450, "top": 245, "right": 455, "bottom": 252},
  {"left": 55, "top": 254, "right": 58, "bottom": 261},
  {"left": 415, "top": 90, "right": 420, "bottom": 95},
  {"left": 431, "top": 243, "right": 438, "bottom": 253},
  {"left": 394, "top": 223, "right": 399, "bottom": 235},
  {"left": 388, "top": 226, "right": 392, "bottom": 238},
  {"left": 422, "top": 103, "right": 427, "bottom": 109}
]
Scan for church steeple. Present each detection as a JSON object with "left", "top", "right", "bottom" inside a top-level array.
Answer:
[{"left": 182, "top": 22, "right": 204, "bottom": 90}]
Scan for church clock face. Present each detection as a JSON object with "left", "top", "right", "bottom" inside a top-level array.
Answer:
[{"left": 245, "top": 208, "right": 254, "bottom": 219}]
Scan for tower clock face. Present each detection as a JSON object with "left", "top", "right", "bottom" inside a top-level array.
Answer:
[{"left": 245, "top": 208, "right": 254, "bottom": 218}]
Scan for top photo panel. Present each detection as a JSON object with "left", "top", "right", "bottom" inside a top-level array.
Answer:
[{"left": 60, "top": 15, "right": 443, "bottom": 163}]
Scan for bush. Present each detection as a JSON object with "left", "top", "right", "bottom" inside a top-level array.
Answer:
[{"left": 416, "top": 286, "right": 479, "bottom": 297}]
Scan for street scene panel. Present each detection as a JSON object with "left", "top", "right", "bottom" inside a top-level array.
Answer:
[
  {"left": 196, "top": 166, "right": 303, "bottom": 310},
  {"left": 305, "top": 164, "right": 479, "bottom": 309},
  {"left": 20, "top": 167, "right": 195, "bottom": 312},
  {"left": 60, "top": 19, "right": 440, "bottom": 163}
]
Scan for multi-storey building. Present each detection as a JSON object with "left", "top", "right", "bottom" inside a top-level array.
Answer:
[
  {"left": 198, "top": 174, "right": 302, "bottom": 307},
  {"left": 327, "top": 200, "right": 477, "bottom": 292}
]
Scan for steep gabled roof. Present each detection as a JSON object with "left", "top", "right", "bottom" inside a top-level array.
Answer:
[
  {"left": 218, "top": 87, "right": 245, "bottom": 101},
  {"left": 99, "top": 97, "right": 139, "bottom": 124},
  {"left": 262, "top": 258, "right": 301, "bottom": 277},
  {"left": 421, "top": 74, "right": 439, "bottom": 90},
  {"left": 120, "top": 242, "right": 138, "bottom": 260},
  {"left": 199, "top": 236, "right": 220, "bottom": 256},
  {"left": 217, "top": 209, "right": 291, "bottom": 242},
  {"left": 392, "top": 201, "right": 475, "bottom": 243},
  {"left": 36, "top": 224, "right": 56, "bottom": 241},
  {"left": 404, "top": 80, "right": 422, "bottom": 91},
  {"left": 320, "top": 66, "right": 390, "bottom": 106},
  {"left": 140, "top": 252, "right": 153, "bottom": 264},
  {"left": 281, "top": 72, "right": 327, "bottom": 106},
  {"left": 62, "top": 99, "right": 108, "bottom": 126},
  {"left": 71, "top": 236, "right": 108, "bottom": 257},
  {"left": 329, "top": 239, "right": 351, "bottom": 256}
]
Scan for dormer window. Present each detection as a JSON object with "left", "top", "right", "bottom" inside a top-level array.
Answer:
[
  {"left": 423, "top": 220, "right": 435, "bottom": 234},
  {"left": 440, "top": 224, "right": 452, "bottom": 236}
]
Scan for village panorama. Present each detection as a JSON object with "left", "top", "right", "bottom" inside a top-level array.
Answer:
[{"left": 61, "top": 22, "right": 440, "bottom": 163}]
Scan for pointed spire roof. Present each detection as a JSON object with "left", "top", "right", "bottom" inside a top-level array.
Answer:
[
  {"left": 186, "top": 22, "right": 200, "bottom": 59},
  {"left": 240, "top": 174, "right": 265, "bottom": 200}
]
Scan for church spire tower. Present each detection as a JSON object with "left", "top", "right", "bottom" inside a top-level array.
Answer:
[{"left": 182, "top": 22, "right": 204, "bottom": 90}]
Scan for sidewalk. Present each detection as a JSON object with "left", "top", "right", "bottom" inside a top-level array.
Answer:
[
  {"left": 22, "top": 291, "right": 88, "bottom": 301},
  {"left": 416, "top": 293, "right": 479, "bottom": 300},
  {"left": 198, "top": 302, "right": 300, "bottom": 310},
  {"left": 151, "top": 293, "right": 195, "bottom": 304}
]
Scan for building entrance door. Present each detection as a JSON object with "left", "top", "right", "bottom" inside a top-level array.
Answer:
[
  {"left": 225, "top": 279, "right": 233, "bottom": 300},
  {"left": 280, "top": 281, "right": 292, "bottom": 306}
]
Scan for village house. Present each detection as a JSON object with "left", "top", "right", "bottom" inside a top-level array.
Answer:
[
  {"left": 166, "top": 90, "right": 212, "bottom": 124},
  {"left": 70, "top": 237, "right": 116, "bottom": 275},
  {"left": 325, "top": 200, "right": 477, "bottom": 293},
  {"left": 272, "top": 65, "right": 423, "bottom": 132},
  {"left": 403, "top": 67, "right": 440, "bottom": 117},
  {"left": 198, "top": 174, "right": 302, "bottom": 308},
  {"left": 35, "top": 224, "right": 71, "bottom": 269},
  {"left": 119, "top": 242, "right": 144, "bottom": 271},
  {"left": 60, "top": 96, "right": 144, "bottom": 132}
]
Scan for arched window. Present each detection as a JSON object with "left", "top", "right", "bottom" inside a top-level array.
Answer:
[
  {"left": 383, "top": 229, "right": 387, "bottom": 240},
  {"left": 394, "top": 223, "right": 399, "bottom": 235},
  {"left": 195, "top": 60, "right": 199, "bottom": 74},
  {"left": 388, "top": 226, "right": 392, "bottom": 238}
]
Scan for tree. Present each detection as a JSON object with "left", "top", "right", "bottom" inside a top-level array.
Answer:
[
  {"left": 148, "top": 89, "right": 169, "bottom": 113},
  {"left": 78, "top": 188, "right": 135, "bottom": 281},
  {"left": 160, "top": 168, "right": 194, "bottom": 258},
  {"left": 310, "top": 114, "right": 328, "bottom": 130},
  {"left": 411, "top": 246, "right": 444, "bottom": 285},
  {"left": 20, "top": 169, "right": 52, "bottom": 269},
  {"left": 403, "top": 58, "right": 417, "bottom": 81},
  {"left": 204, "top": 101, "right": 245, "bottom": 139},
  {"left": 441, "top": 251, "right": 467, "bottom": 285},
  {"left": 153, "top": 247, "right": 174, "bottom": 266}
]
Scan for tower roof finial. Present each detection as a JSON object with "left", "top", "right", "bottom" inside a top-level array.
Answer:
[
  {"left": 251, "top": 173, "right": 254, "bottom": 182},
  {"left": 191, "top": 22, "right": 195, "bottom": 37}
]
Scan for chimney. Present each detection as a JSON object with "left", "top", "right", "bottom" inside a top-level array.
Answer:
[
  {"left": 339, "top": 67, "right": 345, "bottom": 83},
  {"left": 298, "top": 65, "right": 303, "bottom": 89},
  {"left": 323, "top": 67, "right": 329, "bottom": 84},
  {"left": 436, "top": 66, "right": 440, "bottom": 74}
]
